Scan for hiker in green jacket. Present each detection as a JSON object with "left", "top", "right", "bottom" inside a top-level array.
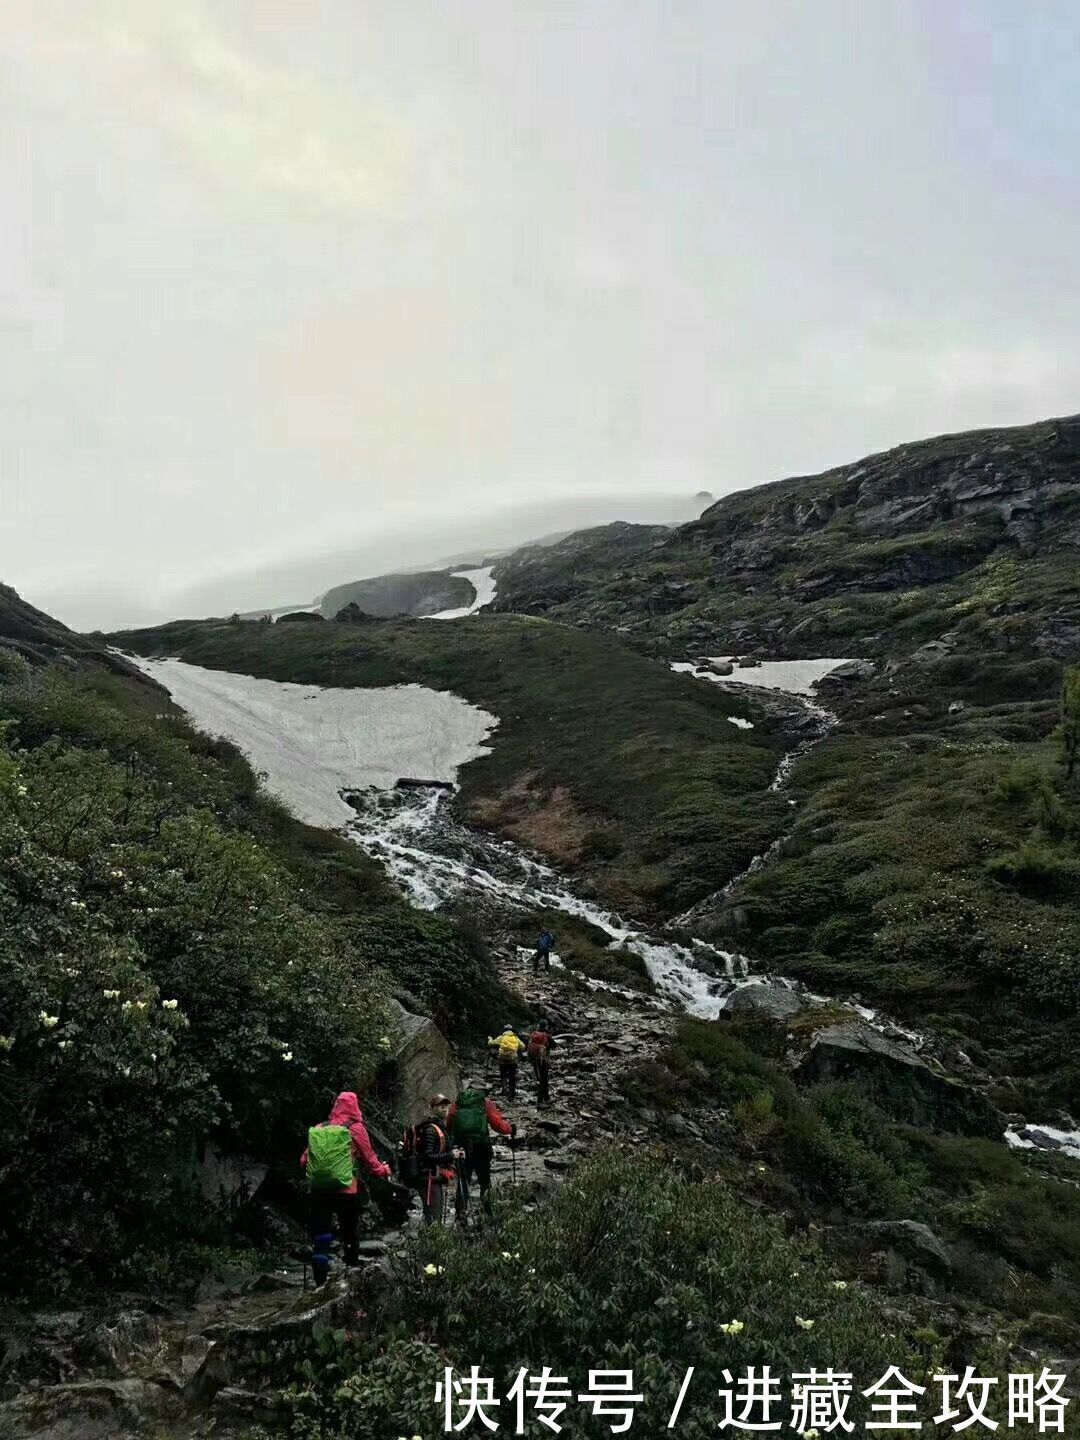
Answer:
[{"left": 447, "top": 1082, "right": 513, "bottom": 1221}]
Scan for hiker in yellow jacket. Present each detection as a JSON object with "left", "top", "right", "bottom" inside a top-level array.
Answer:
[{"left": 488, "top": 1024, "right": 527, "bottom": 1102}]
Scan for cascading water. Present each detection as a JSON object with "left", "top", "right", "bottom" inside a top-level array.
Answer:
[{"left": 345, "top": 783, "right": 744, "bottom": 1018}]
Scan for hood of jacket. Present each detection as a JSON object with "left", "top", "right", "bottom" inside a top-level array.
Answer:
[{"left": 329, "top": 1091, "right": 363, "bottom": 1128}]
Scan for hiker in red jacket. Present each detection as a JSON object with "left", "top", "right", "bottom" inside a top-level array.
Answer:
[
  {"left": 528, "top": 1020, "right": 557, "bottom": 1106},
  {"left": 301, "top": 1090, "right": 391, "bottom": 1283},
  {"left": 447, "top": 1081, "right": 513, "bottom": 1221}
]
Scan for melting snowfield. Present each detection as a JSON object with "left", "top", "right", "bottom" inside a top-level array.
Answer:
[
  {"left": 127, "top": 656, "right": 497, "bottom": 830},
  {"left": 426, "top": 565, "right": 497, "bottom": 620},
  {"left": 671, "top": 656, "right": 852, "bottom": 695}
]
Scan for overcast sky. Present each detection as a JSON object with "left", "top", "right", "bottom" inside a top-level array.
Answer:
[{"left": 4, "top": 1, "right": 1079, "bottom": 629}]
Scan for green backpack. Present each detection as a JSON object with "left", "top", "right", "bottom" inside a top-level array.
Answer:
[
  {"left": 306, "top": 1124, "right": 355, "bottom": 1190},
  {"left": 453, "top": 1089, "right": 489, "bottom": 1143}
]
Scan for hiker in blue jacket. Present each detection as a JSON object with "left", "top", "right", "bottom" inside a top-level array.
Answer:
[{"left": 532, "top": 929, "right": 556, "bottom": 973}]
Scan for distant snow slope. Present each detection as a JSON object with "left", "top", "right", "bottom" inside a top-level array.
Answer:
[
  {"left": 128, "top": 656, "right": 497, "bottom": 829},
  {"left": 426, "top": 565, "right": 497, "bottom": 619}
]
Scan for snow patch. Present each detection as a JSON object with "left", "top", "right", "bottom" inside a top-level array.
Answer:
[
  {"left": 125, "top": 657, "right": 496, "bottom": 830},
  {"left": 426, "top": 566, "right": 497, "bottom": 620},
  {"left": 672, "top": 656, "right": 853, "bottom": 696}
]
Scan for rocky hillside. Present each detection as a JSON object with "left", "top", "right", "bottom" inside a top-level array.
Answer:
[
  {"left": 492, "top": 521, "right": 672, "bottom": 616},
  {"left": 495, "top": 413, "right": 1080, "bottom": 665},
  {"left": 319, "top": 569, "right": 473, "bottom": 620}
]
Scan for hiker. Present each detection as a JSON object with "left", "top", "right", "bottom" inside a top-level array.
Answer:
[
  {"left": 448, "top": 1080, "right": 513, "bottom": 1221},
  {"left": 532, "top": 929, "right": 556, "bottom": 972},
  {"left": 528, "top": 1019, "right": 557, "bottom": 1106},
  {"left": 301, "top": 1090, "right": 391, "bottom": 1285},
  {"left": 489, "top": 1023, "right": 527, "bottom": 1101},
  {"left": 399, "top": 1094, "right": 457, "bottom": 1226}
]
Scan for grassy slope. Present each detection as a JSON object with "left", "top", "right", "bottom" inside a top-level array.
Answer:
[{"left": 111, "top": 612, "right": 789, "bottom": 919}]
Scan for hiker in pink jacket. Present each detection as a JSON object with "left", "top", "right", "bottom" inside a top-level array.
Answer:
[{"left": 302, "top": 1090, "right": 390, "bottom": 1282}]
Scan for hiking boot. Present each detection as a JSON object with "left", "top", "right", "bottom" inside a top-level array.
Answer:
[{"left": 311, "top": 1253, "right": 331, "bottom": 1287}]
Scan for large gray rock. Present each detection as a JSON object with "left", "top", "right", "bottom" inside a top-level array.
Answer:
[
  {"left": 198, "top": 1142, "right": 269, "bottom": 1207},
  {"left": 865, "top": 1219, "right": 952, "bottom": 1271},
  {"left": 726, "top": 982, "right": 804, "bottom": 1020},
  {"left": 817, "top": 658, "right": 876, "bottom": 685},
  {"left": 797, "top": 1022, "right": 1003, "bottom": 1138},
  {"left": 388, "top": 999, "right": 457, "bottom": 1125}
]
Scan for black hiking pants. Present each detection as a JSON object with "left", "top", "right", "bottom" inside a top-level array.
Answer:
[
  {"left": 499, "top": 1059, "right": 518, "bottom": 1100},
  {"left": 309, "top": 1191, "right": 360, "bottom": 1265},
  {"left": 419, "top": 1168, "right": 448, "bottom": 1226},
  {"left": 534, "top": 1058, "right": 551, "bottom": 1105},
  {"left": 532, "top": 948, "right": 552, "bottom": 972},
  {"left": 455, "top": 1140, "right": 493, "bottom": 1217}
]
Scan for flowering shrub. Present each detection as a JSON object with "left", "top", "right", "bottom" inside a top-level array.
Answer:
[
  {"left": 0, "top": 662, "right": 390, "bottom": 1288},
  {"left": 281, "top": 1152, "right": 907, "bottom": 1438}
]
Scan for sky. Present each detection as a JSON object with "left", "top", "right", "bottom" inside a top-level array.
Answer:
[{"left": 3, "top": 1, "right": 1079, "bottom": 629}]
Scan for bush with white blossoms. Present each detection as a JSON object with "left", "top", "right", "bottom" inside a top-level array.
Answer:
[{"left": 0, "top": 660, "right": 390, "bottom": 1288}]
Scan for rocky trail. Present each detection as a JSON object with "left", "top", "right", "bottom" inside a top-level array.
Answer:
[{"left": 0, "top": 942, "right": 681, "bottom": 1439}]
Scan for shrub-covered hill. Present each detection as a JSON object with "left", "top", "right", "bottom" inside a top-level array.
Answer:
[
  {"left": 110, "top": 612, "right": 791, "bottom": 920},
  {"left": 0, "top": 602, "right": 499, "bottom": 1292},
  {"left": 489, "top": 412, "right": 1080, "bottom": 665}
]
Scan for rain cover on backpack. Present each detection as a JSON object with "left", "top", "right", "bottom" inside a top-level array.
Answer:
[
  {"left": 306, "top": 1124, "right": 354, "bottom": 1190},
  {"left": 453, "top": 1090, "right": 488, "bottom": 1142}
]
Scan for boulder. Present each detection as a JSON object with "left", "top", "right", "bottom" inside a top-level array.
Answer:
[
  {"left": 276, "top": 610, "right": 324, "bottom": 623},
  {"left": 387, "top": 999, "right": 457, "bottom": 1126},
  {"left": 817, "top": 659, "right": 876, "bottom": 685},
  {"left": 0, "top": 1379, "right": 179, "bottom": 1440},
  {"left": 865, "top": 1219, "right": 952, "bottom": 1271},
  {"left": 911, "top": 639, "right": 953, "bottom": 664},
  {"left": 796, "top": 1022, "right": 1003, "bottom": 1138},
  {"left": 198, "top": 1142, "right": 269, "bottom": 1207},
  {"left": 726, "top": 982, "right": 804, "bottom": 1020}
]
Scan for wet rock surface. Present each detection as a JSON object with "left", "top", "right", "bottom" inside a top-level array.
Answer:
[{"left": 796, "top": 1022, "right": 1004, "bottom": 1138}]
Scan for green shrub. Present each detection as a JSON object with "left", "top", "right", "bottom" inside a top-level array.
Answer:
[
  {"left": 282, "top": 1153, "right": 908, "bottom": 1438},
  {"left": 986, "top": 839, "right": 1080, "bottom": 901},
  {"left": 0, "top": 666, "right": 392, "bottom": 1289}
]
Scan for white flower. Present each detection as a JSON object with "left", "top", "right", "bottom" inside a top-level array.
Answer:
[
  {"left": 0, "top": 1035, "right": 15, "bottom": 1052},
  {"left": 800, "top": 1429, "right": 821, "bottom": 1438},
  {"left": 831, "top": 1280, "right": 848, "bottom": 1290},
  {"left": 795, "top": 1316, "right": 815, "bottom": 1331},
  {"left": 423, "top": 1263, "right": 440, "bottom": 1277},
  {"left": 719, "top": 1319, "right": 744, "bottom": 1335},
  {"left": 103, "top": 989, "right": 121, "bottom": 1000},
  {"left": 135, "top": 1000, "right": 148, "bottom": 1011},
  {"left": 281, "top": 1051, "right": 294, "bottom": 1062},
  {"left": 39, "top": 1013, "right": 59, "bottom": 1029},
  {"left": 161, "top": 998, "right": 179, "bottom": 1010},
  {"left": 57, "top": 1040, "right": 71, "bottom": 1050},
  {"left": 121, "top": 1000, "right": 133, "bottom": 1011},
  {"left": 16, "top": 785, "right": 28, "bottom": 797}
]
